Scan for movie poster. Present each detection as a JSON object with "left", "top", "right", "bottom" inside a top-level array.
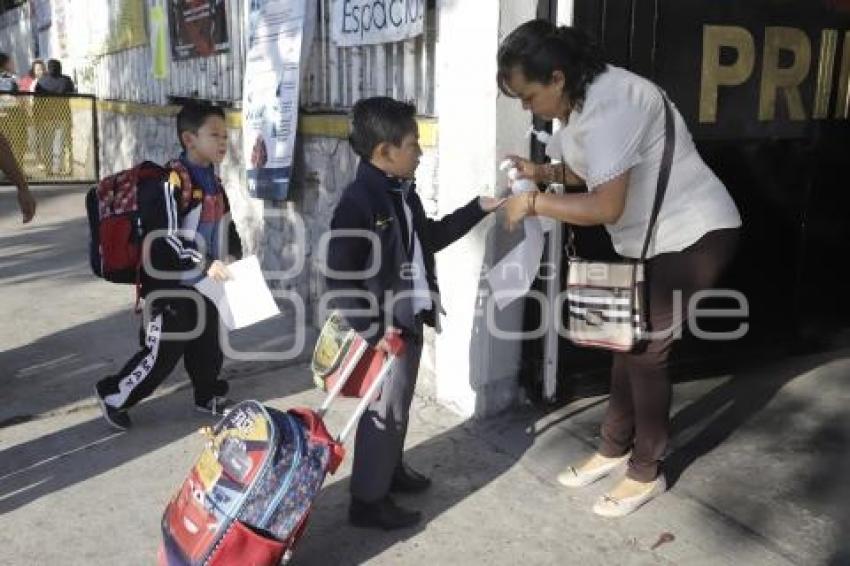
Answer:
[{"left": 169, "top": 0, "right": 230, "bottom": 61}]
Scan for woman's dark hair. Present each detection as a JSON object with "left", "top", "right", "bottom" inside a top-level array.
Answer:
[
  {"left": 29, "top": 59, "right": 45, "bottom": 78},
  {"left": 497, "top": 19, "right": 606, "bottom": 111},
  {"left": 0, "top": 52, "right": 11, "bottom": 71},
  {"left": 349, "top": 96, "right": 417, "bottom": 159}
]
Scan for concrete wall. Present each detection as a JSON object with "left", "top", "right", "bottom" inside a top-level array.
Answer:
[
  {"left": 96, "top": 106, "right": 442, "bottom": 347},
  {"left": 97, "top": 107, "right": 265, "bottom": 261},
  {"left": 432, "top": 0, "right": 538, "bottom": 418}
]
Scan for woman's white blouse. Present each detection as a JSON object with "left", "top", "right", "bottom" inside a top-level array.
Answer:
[{"left": 547, "top": 65, "right": 741, "bottom": 258}]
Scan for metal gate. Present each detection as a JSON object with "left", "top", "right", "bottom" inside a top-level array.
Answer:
[{"left": 0, "top": 93, "right": 99, "bottom": 185}]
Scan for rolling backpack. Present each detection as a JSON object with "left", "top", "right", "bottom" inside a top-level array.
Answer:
[{"left": 158, "top": 332, "right": 407, "bottom": 566}]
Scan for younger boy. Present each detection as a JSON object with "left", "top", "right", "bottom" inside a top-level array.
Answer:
[
  {"left": 94, "top": 103, "right": 241, "bottom": 430},
  {"left": 326, "top": 97, "right": 505, "bottom": 530}
]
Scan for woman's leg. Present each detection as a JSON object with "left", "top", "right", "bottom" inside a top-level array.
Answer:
[
  {"left": 598, "top": 353, "right": 635, "bottom": 458},
  {"left": 624, "top": 228, "right": 740, "bottom": 482}
]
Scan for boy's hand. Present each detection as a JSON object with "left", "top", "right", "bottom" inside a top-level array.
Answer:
[
  {"left": 375, "top": 326, "right": 402, "bottom": 357},
  {"left": 479, "top": 196, "right": 508, "bottom": 213},
  {"left": 17, "top": 186, "right": 36, "bottom": 224},
  {"left": 207, "top": 260, "right": 232, "bottom": 282}
]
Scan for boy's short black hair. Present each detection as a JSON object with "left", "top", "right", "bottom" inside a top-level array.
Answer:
[
  {"left": 46, "top": 59, "right": 62, "bottom": 77},
  {"left": 349, "top": 97, "right": 417, "bottom": 160},
  {"left": 176, "top": 102, "right": 226, "bottom": 150}
]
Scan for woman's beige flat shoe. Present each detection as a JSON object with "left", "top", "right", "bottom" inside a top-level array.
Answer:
[
  {"left": 557, "top": 454, "right": 630, "bottom": 488},
  {"left": 592, "top": 475, "right": 666, "bottom": 518}
]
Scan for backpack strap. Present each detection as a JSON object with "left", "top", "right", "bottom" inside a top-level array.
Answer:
[{"left": 163, "top": 159, "right": 200, "bottom": 213}]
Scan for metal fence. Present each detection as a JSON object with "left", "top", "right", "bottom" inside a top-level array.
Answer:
[
  {"left": 0, "top": 93, "right": 99, "bottom": 184},
  {"left": 301, "top": 0, "right": 438, "bottom": 115}
]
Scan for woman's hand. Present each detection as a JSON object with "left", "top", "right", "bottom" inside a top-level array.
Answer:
[
  {"left": 207, "top": 260, "right": 232, "bottom": 282},
  {"left": 504, "top": 155, "right": 543, "bottom": 183},
  {"left": 503, "top": 192, "right": 533, "bottom": 231},
  {"left": 479, "top": 195, "right": 508, "bottom": 213}
]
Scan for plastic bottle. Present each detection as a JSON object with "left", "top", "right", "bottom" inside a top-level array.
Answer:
[{"left": 500, "top": 159, "right": 537, "bottom": 193}]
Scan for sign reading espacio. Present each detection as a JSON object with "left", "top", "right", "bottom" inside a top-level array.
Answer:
[{"left": 331, "top": 0, "right": 424, "bottom": 47}]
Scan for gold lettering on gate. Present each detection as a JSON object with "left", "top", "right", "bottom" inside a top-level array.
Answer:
[
  {"left": 758, "top": 27, "right": 811, "bottom": 121},
  {"left": 814, "top": 29, "right": 839, "bottom": 119},
  {"left": 835, "top": 31, "right": 850, "bottom": 119},
  {"left": 699, "top": 25, "right": 756, "bottom": 123}
]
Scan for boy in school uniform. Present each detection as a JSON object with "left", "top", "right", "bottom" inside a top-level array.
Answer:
[
  {"left": 326, "top": 97, "right": 505, "bottom": 530},
  {"left": 94, "top": 103, "right": 241, "bottom": 430}
]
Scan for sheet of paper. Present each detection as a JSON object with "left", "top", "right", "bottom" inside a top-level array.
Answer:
[
  {"left": 486, "top": 178, "right": 546, "bottom": 310},
  {"left": 194, "top": 255, "right": 280, "bottom": 330}
]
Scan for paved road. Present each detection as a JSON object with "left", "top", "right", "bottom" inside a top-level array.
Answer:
[{"left": 1, "top": 184, "right": 848, "bottom": 565}]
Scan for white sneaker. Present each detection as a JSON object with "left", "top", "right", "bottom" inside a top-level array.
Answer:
[
  {"left": 557, "top": 454, "right": 629, "bottom": 488},
  {"left": 592, "top": 475, "right": 667, "bottom": 518}
]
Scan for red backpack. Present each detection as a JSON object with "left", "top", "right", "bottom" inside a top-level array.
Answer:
[{"left": 85, "top": 161, "right": 196, "bottom": 307}]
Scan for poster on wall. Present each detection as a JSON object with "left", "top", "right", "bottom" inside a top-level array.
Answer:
[
  {"left": 83, "top": 0, "right": 148, "bottom": 56},
  {"left": 243, "top": 0, "right": 314, "bottom": 200},
  {"left": 168, "top": 0, "right": 230, "bottom": 61},
  {"left": 331, "top": 0, "right": 424, "bottom": 47}
]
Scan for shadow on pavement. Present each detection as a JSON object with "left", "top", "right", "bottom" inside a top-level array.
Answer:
[
  {"left": 0, "top": 360, "right": 316, "bottom": 516},
  {"left": 292, "top": 416, "right": 535, "bottom": 566}
]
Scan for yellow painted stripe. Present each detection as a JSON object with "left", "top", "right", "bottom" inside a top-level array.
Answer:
[
  {"left": 96, "top": 101, "right": 438, "bottom": 146},
  {"left": 97, "top": 99, "right": 180, "bottom": 117}
]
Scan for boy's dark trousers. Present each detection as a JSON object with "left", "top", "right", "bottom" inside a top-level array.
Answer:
[
  {"left": 97, "top": 290, "right": 228, "bottom": 411},
  {"left": 350, "top": 323, "right": 424, "bottom": 503}
]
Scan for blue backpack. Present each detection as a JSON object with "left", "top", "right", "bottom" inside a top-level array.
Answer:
[{"left": 158, "top": 401, "right": 344, "bottom": 566}]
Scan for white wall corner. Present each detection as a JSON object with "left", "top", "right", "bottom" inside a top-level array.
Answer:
[{"left": 432, "top": 0, "right": 538, "bottom": 419}]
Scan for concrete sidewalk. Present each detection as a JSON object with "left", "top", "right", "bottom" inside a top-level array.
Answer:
[{"left": 2, "top": 185, "right": 849, "bottom": 565}]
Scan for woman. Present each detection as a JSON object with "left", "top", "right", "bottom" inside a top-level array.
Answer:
[
  {"left": 498, "top": 20, "right": 741, "bottom": 517},
  {"left": 18, "top": 60, "right": 45, "bottom": 92}
]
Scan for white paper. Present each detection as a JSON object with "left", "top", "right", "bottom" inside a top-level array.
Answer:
[
  {"left": 486, "top": 164, "right": 546, "bottom": 309},
  {"left": 194, "top": 256, "right": 280, "bottom": 330}
]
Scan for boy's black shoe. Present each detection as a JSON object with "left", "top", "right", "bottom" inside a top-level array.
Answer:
[
  {"left": 194, "top": 396, "right": 235, "bottom": 417},
  {"left": 389, "top": 462, "right": 432, "bottom": 494},
  {"left": 93, "top": 385, "right": 131, "bottom": 431},
  {"left": 349, "top": 496, "right": 422, "bottom": 530}
]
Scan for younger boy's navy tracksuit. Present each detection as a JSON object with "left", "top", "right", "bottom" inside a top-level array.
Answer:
[
  {"left": 96, "top": 156, "right": 241, "bottom": 411},
  {"left": 327, "top": 160, "right": 488, "bottom": 503}
]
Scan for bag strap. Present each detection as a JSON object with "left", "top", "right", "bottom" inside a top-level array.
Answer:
[{"left": 638, "top": 93, "right": 676, "bottom": 262}]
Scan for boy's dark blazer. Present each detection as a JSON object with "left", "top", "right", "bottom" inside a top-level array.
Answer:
[{"left": 327, "top": 160, "right": 487, "bottom": 346}]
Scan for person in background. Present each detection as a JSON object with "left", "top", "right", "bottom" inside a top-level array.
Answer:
[
  {"left": 34, "top": 59, "right": 76, "bottom": 176},
  {"left": 18, "top": 59, "right": 46, "bottom": 92},
  {"left": 0, "top": 52, "right": 18, "bottom": 92},
  {"left": 34, "top": 59, "right": 75, "bottom": 94},
  {"left": 0, "top": 132, "right": 37, "bottom": 223}
]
